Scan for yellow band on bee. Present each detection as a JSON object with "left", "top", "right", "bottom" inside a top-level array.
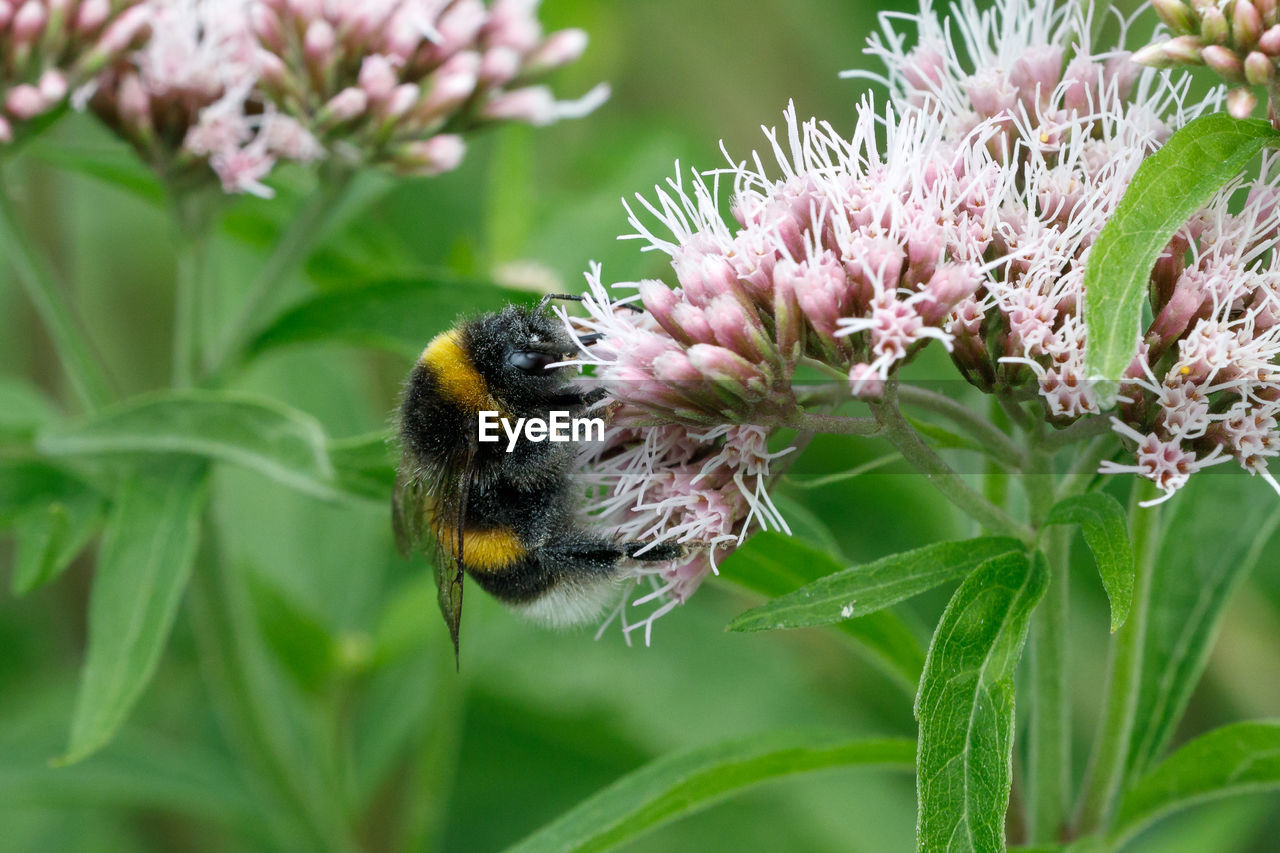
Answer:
[
  {"left": 449, "top": 526, "right": 526, "bottom": 572},
  {"left": 420, "top": 331, "right": 503, "bottom": 414}
]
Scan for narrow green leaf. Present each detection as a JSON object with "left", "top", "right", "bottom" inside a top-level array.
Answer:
[
  {"left": 0, "top": 377, "right": 58, "bottom": 441},
  {"left": 727, "top": 535, "right": 1022, "bottom": 631},
  {"left": 1113, "top": 720, "right": 1280, "bottom": 847},
  {"left": 720, "top": 531, "right": 927, "bottom": 687},
  {"left": 328, "top": 431, "right": 396, "bottom": 502},
  {"left": 1045, "top": 492, "right": 1134, "bottom": 632},
  {"left": 245, "top": 569, "right": 337, "bottom": 695},
  {"left": 36, "top": 390, "right": 340, "bottom": 501},
  {"left": 246, "top": 277, "right": 528, "bottom": 360},
  {"left": 916, "top": 550, "right": 1047, "bottom": 853},
  {"left": 507, "top": 733, "right": 914, "bottom": 853},
  {"left": 61, "top": 460, "right": 208, "bottom": 765},
  {"left": 1127, "top": 475, "right": 1280, "bottom": 777},
  {"left": 11, "top": 493, "right": 104, "bottom": 595},
  {"left": 24, "top": 139, "right": 166, "bottom": 204},
  {"left": 1084, "top": 114, "right": 1280, "bottom": 396}
]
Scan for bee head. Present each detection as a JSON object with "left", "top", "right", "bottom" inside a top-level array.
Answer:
[{"left": 464, "top": 304, "right": 579, "bottom": 406}]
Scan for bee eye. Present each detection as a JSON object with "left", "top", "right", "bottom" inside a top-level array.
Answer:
[{"left": 508, "top": 350, "right": 559, "bottom": 374}]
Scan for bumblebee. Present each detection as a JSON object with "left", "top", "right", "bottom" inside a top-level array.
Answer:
[{"left": 393, "top": 295, "right": 683, "bottom": 659}]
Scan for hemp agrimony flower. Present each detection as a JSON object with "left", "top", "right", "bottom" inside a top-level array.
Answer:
[
  {"left": 1134, "top": 0, "right": 1280, "bottom": 123},
  {"left": 89, "top": 0, "right": 606, "bottom": 194},
  {"left": 250, "top": 0, "right": 609, "bottom": 177},
  {"left": 0, "top": 0, "right": 148, "bottom": 145}
]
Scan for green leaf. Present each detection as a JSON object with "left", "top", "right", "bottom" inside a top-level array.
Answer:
[
  {"left": 1083, "top": 114, "right": 1280, "bottom": 398},
  {"left": 1045, "top": 492, "right": 1133, "bottom": 632},
  {"left": 246, "top": 276, "right": 528, "bottom": 360},
  {"left": 328, "top": 431, "right": 396, "bottom": 503},
  {"left": 916, "top": 550, "right": 1047, "bottom": 853},
  {"left": 0, "top": 458, "right": 106, "bottom": 593},
  {"left": 1113, "top": 720, "right": 1280, "bottom": 847},
  {"left": 1127, "top": 475, "right": 1280, "bottom": 777},
  {"left": 24, "top": 139, "right": 165, "bottom": 204},
  {"left": 36, "top": 390, "right": 342, "bottom": 501},
  {"left": 245, "top": 569, "right": 337, "bottom": 695},
  {"left": 11, "top": 492, "right": 104, "bottom": 595},
  {"left": 61, "top": 460, "right": 208, "bottom": 765},
  {"left": 0, "top": 377, "right": 59, "bottom": 441},
  {"left": 506, "top": 733, "right": 914, "bottom": 853},
  {"left": 727, "top": 535, "right": 1022, "bottom": 631},
  {"left": 720, "top": 531, "right": 928, "bottom": 688}
]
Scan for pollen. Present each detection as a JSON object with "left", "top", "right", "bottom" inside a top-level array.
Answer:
[
  {"left": 1179, "top": 365, "right": 1190, "bottom": 375},
  {"left": 420, "top": 330, "right": 502, "bottom": 413}
]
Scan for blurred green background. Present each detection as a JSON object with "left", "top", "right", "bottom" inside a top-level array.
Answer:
[{"left": 1, "top": 0, "right": 1278, "bottom": 850}]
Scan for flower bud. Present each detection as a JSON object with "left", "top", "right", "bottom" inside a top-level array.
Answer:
[
  {"left": 848, "top": 363, "right": 885, "bottom": 399},
  {"left": 1152, "top": 0, "right": 1195, "bottom": 34},
  {"left": 12, "top": 2, "right": 48, "bottom": 45},
  {"left": 705, "top": 293, "right": 771, "bottom": 364},
  {"left": 670, "top": 302, "right": 716, "bottom": 344},
  {"left": 358, "top": 54, "right": 401, "bottom": 102},
  {"left": 1261, "top": 25, "right": 1280, "bottom": 55},
  {"left": 304, "top": 19, "right": 337, "bottom": 68},
  {"left": 391, "top": 134, "right": 465, "bottom": 176},
  {"left": 524, "top": 28, "right": 589, "bottom": 75},
  {"left": 38, "top": 69, "right": 67, "bottom": 103},
  {"left": 1235, "top": 0, "right": 1264, "bottom": 51},
  {"left": 1246, "top": 50, "right": 1275, "bottom": 83},
  {"left": 479, "top": 46, "right": 521, "bottom": 86},
  {"left": 1227, "top": 85, "right": 1258, "bottom": 117},
  {"left": 687, "top": 344, "right": 767, "bottom": 398},
  {"left": 1202, "top": 44, "right": 1246, "bottom": 81},
  {"left": 75, "top": 0, "right": 110, "bottom": 34},
  {"left": 0, "top": 117, "right": 11, "bottom": 143},
  {"left": 5, "top": 84, "right": 46, "bottom": 119},
  {"left": 1258, "top": 0, "right": 1279, "bottom": 26},
  {"left": 319, "top": 87, "right": 368, "bottom": 125},
  {"left": 480, "top": 85, "right": 557, "bottom": 125},
  {"left": 638, "top": 280, "right": 693, "bottom": 346},
  {"left": 1200, "top": 6, "right": 1229, "bottom": 44}
]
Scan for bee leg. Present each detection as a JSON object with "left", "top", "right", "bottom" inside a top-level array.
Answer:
[
  {"left": 540, "top": 534, "right": 684, "bottom": 573},
  {"left": 623, "top": 540, "right": 686, "bottom": 561}
]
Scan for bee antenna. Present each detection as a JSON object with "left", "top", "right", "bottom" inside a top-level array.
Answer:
[
  {"left": 538, "top": 293, "right": 586, "bottom": 310},
  {"left": 577, "top": 332, "right": 605, "bottom": 346}
]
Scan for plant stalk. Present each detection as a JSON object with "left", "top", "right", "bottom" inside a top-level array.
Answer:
[
  {"left": 870, "top": 385, "right": 1034, "bottom": 542},
  {"left": 0, "top": 176, "right": 114, "bottom": 410},
  {"left": 1075, "top": 478, "right": 1162, "bottom": 834},
  {"left": 1021, "top": 447, "right": 1071, "bottom": 842},
  {"left": 205, "top": 168, "right": 357, "bottom": 381}
]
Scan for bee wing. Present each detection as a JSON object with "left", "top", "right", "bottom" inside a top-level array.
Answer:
[{"left": 392, "top": 437, "right": 478, "bottom": 665}]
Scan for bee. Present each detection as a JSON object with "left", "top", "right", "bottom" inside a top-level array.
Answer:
[{"left": 393, "top": 294, "right": 684, "bottom": 660}]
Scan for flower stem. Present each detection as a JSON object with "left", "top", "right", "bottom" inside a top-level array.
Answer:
[
  {"left": 1075, "top": 478, "right": 1162, "bottom": 834},
  {"left": 1024, "top": 447, "right": 1071, "bottom": 842},
  {"left": 897, "top": 384, "right": 1026, "bottom": 468},
  {"left": 870, "top": 385, "right": 1034, "bottom": 542},
  {"left": 0, "top": 175, "right": 114, "bottom": 410},
  {"left": 205, "top": 168, "right": 357, "bottom": 382},
  {"left": 171, "top": 192, "right": 217, "bottom": 388},
  {"left": 790, "top": 411, "right": 882, "bottom": 435}
]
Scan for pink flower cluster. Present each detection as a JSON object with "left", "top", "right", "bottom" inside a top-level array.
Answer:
[
  {"left": 573, "top": 103, "right": 1012, "bottom": 425},
  {"left": 76, "top": 0, "right": 604, "bottom": 193},
  {"left": 872, "top": 0, "right": 1280, "bottom": 504},
  {"left": 251, "top": 0, "right": 607, "bottom": 177},
  {"left": 0, "top": 0, "right": 148, "bottom": 143},
  {"left": 581, "top": 421, "right": 792, "bottom": 644},
  {"left": 571, "top": 0, "right": 1280, "bottom": 633}
]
